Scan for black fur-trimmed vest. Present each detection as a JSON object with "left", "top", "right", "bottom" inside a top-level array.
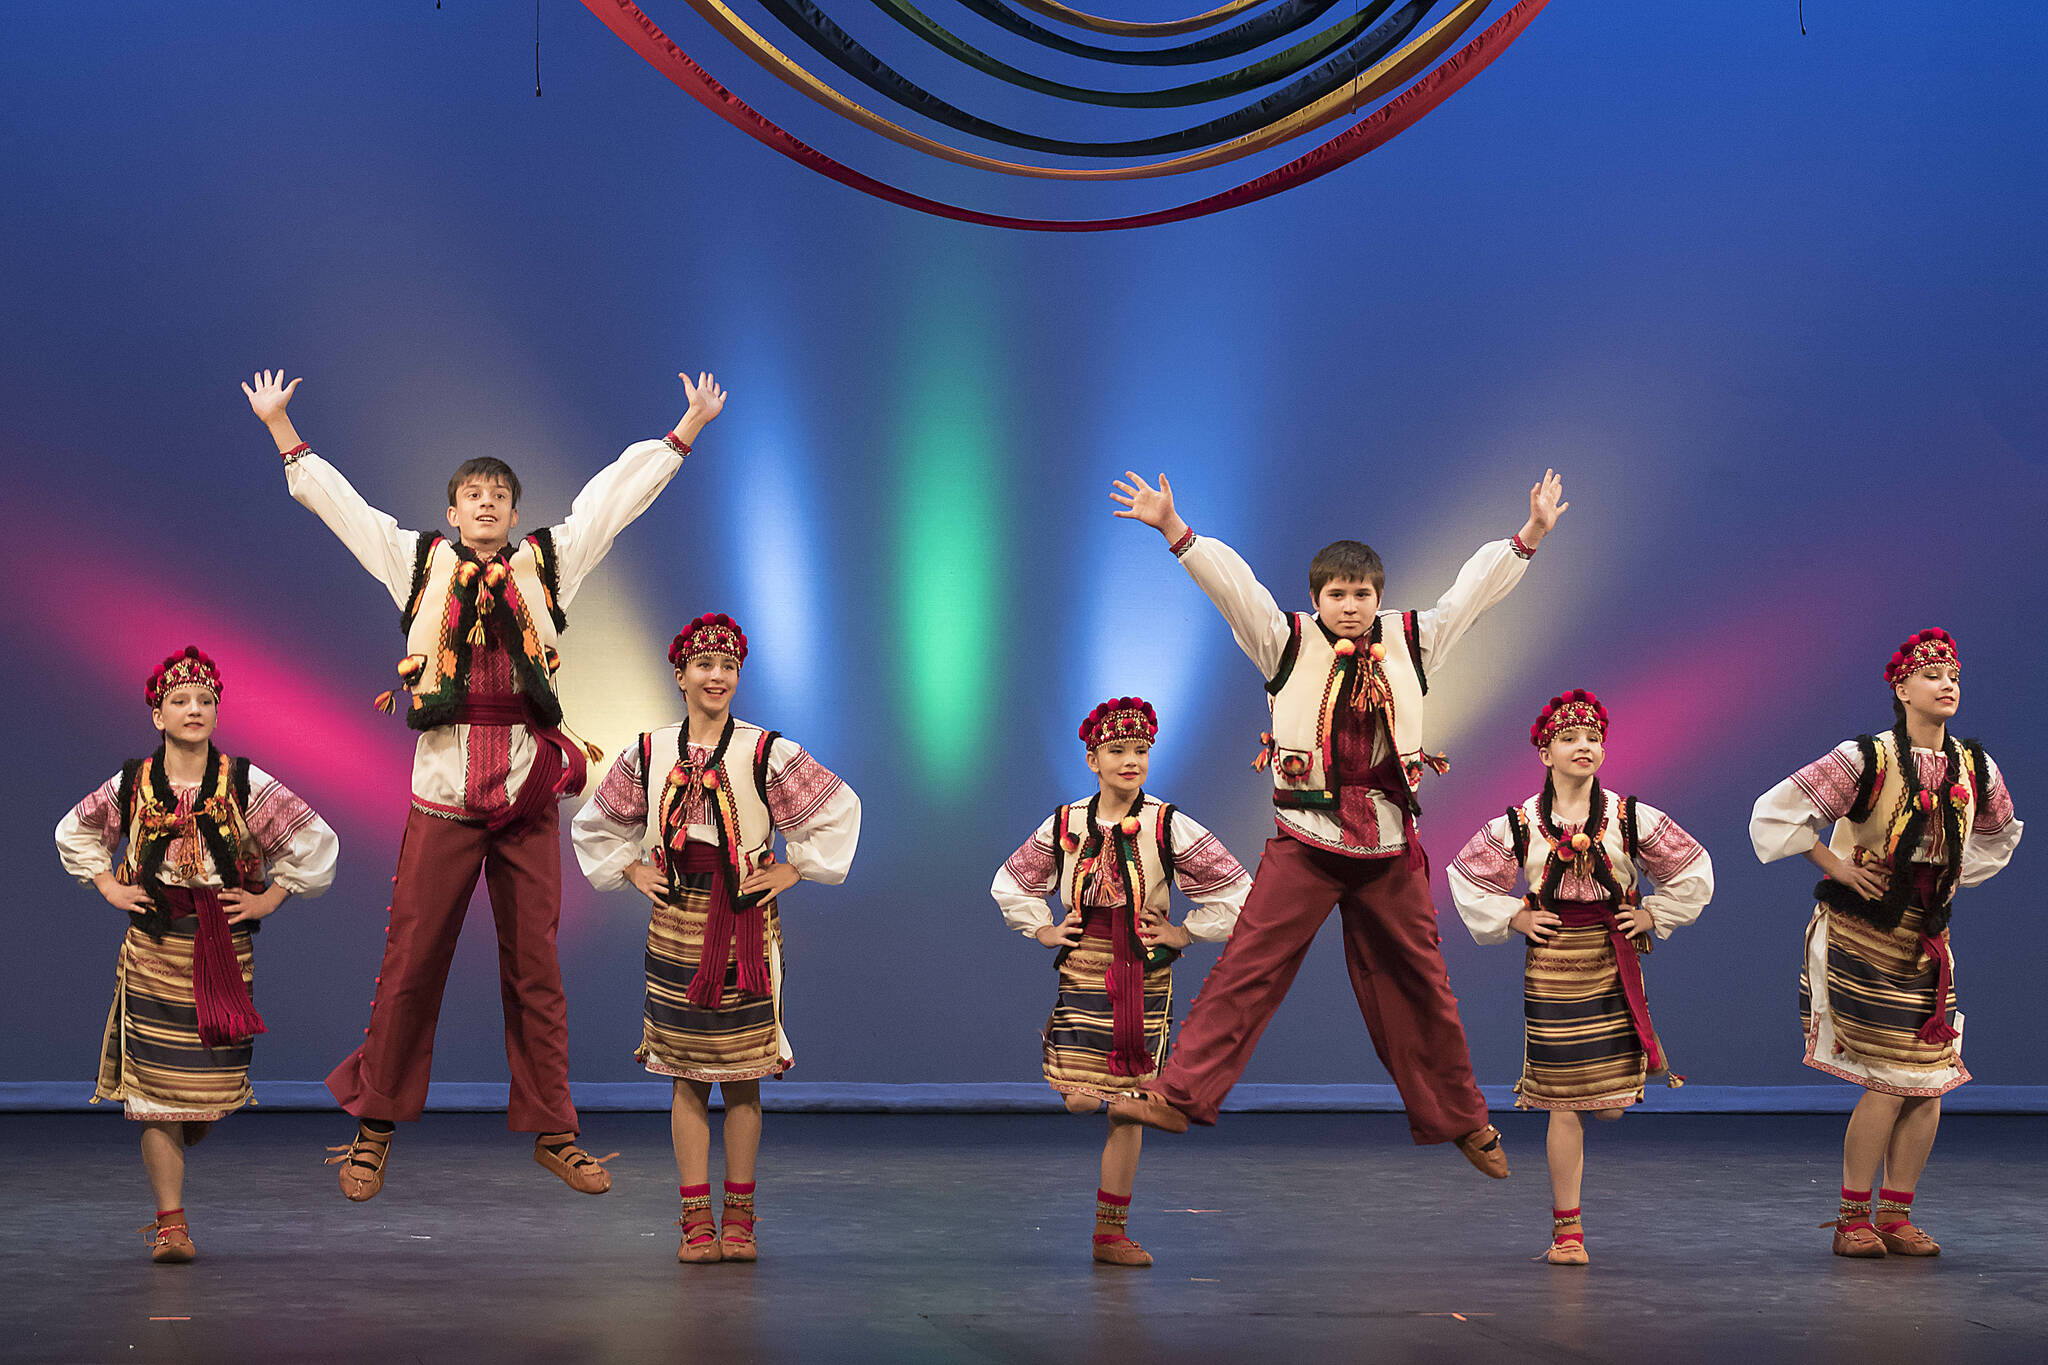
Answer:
[
  {"left": 395, "top": 531, "right": 567, "bottom": 730},
  {"left": 1815, "top": 728, "right": 1989, "bottom": 936},
  {"left": 114, "top": 746, "right": 261, "bottom": 939},
  {"left": 1262, "top": 609, "right": 1437, "bottom": 814}
]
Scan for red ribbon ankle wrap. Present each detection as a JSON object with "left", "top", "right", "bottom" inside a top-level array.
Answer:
[
  {"left": 677, "top": 842, "right": 771, "bottom": 1008},
  {"left": 163, "top": 887, "right": 267, "bottom": 1048}
]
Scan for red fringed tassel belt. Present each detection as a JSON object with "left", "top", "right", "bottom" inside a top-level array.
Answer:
[
  {"left": 1916, "top": 932, "right": 1960, "bottom": 1045},
  {"left": 1088, "top": 903, "right": 1151, "bottom": 1079},
  {"left": 1552, "top": 900, "right": 1664, "bottom": 1074},
  {"left": 453, "top": 698, "right": 591, "bottom": 830},
  {"left": 675, "top": 842, "right": 770, "bottom": 1009},
  {"left": 161, "top": 887, "right": 266, "bottom": 1049}
]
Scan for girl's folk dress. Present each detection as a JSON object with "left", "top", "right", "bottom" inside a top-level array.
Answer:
[
  {"left": 55, "top": 647, "right": 337, "bottom": 1259},
  {"left": 1449, "top": 690, "right": 1711, "bottom": 1262},
  {"left": 992, "top": 697, "right": 1250, "bottom": 1264},
  {"left": 1751, "top": 629, "right": 2020, "bottom": 1256}
]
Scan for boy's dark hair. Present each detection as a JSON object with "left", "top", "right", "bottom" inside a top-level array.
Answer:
[
  {"left": 1309, "top": 539, "right": 1385, "bottom": 596},
  {"left": 447, "top": 457, "right": 521, "bottom": 509}
]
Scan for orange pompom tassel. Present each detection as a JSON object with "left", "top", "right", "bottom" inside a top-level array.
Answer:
[
  {"left": 372, "top": 690, "right": 396, "bottom": 714},
  {"left": 1333, "top": 638, "right": 1356, "bottom": 657},
  {"left": 1120, "top": 816, "right": 1142, "bottom": 836}
]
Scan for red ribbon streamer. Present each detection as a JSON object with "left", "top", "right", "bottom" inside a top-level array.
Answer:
[{"left": 576, "top": 0, "right": 1549, "bottom": 232}]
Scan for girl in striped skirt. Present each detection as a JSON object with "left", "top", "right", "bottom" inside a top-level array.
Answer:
[
  {"left": 55, "top": 647, "right": 338, "bottom": 1263},
  {"left": 1450, "top": 690, "right": 1712, "bottom": 1266},
  {"left": 572, "top": 614, "right": 860, "bottom": 1264},
  {"left": 1752, "top": 629, "right": 2021, "bottom": 1259},
  {"left": 991, "top": 698, "right": 1249, "bottom": 1266}
]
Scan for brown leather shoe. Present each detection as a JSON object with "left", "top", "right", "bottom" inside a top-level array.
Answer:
[
  {"left": 1876, "top": 1220, "right": 1940, "bottom": 1256},
  {"left": 140, "top": 1216, "right": 196, "bottom": 1265},
  {"left": 535, "top": 1134, "right": 616, "bottom": 1194},
  {"left": 1544, "top": 1237, "right": 1589, "bottom": 1266},
  {"left": 1107, "top": 1091, "right": 1189, "bottom": 1134},
  {"left": 1826, "top": 1219, "right": 1887, "bottom": 1258},
  {"left": 1455, "top": 1125, "right": 1510, "bottom": 1179},
  {"left": 324, "top": 1124, "right": 392, "bottom": 1202},
  {"left": 1093, "top": 1234, "right": 1154, "bottom": 1267},
  {"left": 677, "top": 1212, "right": 723, "bottom": 1264}
]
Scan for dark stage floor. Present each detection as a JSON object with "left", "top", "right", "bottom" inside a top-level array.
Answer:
[{"left": 3, "top": 1111, "right": 2044, "bottom": 1363}]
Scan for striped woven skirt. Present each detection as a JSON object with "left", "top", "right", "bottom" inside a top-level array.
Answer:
[
  {"left": 96, "top": 923, "right": 255, "bottom": 1121},
  {"left": 1042, "top": 913, "right": 1174, "bottom": 1101},
  {"left": 639, "top": 870, "right": 790, "bottom": 1084},
  {"left": 1801, "top": 896, "right": 1966, "bottom": 1097},
  {"left": 1517, "top": 909, "right": 1672, "bottom": 1111}
]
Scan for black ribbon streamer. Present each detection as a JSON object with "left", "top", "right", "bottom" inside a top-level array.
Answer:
[
  {"left": 752, "top": 0, "right": 1431, "bottom": 156},
  {"left": 868, "top": 0, "right": 1389, "bottom": 107},
  {"left": 925, "top": 0, "right": 1345, "bottom": 66}
]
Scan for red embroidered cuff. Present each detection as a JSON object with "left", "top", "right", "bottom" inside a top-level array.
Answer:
[
  {"left": 663, "top": 432, "right": 693, "bottom": 457},
  {"left": 1510, "top": 533, "right": 1536, "bottom": 560},
  {"left": 279, "top": 441, "right": 311, "bottom": 464},
  {"left": 1168, "top": 527, "right": 1197, "bottom": 558}
]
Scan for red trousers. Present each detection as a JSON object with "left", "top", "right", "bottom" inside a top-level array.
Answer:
[
  {"left": 1157, "top": 835, "right": 1489, "bottom": 1143},
  {"left": 326, "top": 802, "right": 578, "bottom": 1133}
]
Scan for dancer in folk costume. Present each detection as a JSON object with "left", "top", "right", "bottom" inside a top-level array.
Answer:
[
  {"left": 1752, "top": 629, "right": 2020, "bottom": 1258},
  {"left": 1448, "top": 689, "right": 1712, "bottom": 1265},
  {"left": 572, "top": 614, "right": 860, "bottom": 1263},
  {"left": 56, "top": 647, "right": 338, "bottom": 1262},
  {"left": 1104, "top": 468, "right": 1567, "bottom": 1184},
  {"left": 242, "top": 366, "right": 726, "bottom": 1200},
  {"left": 991, "top": 698, "right": 1250, "bottom": 1267}
]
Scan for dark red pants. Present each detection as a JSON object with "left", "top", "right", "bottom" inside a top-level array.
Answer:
[
  {"left": 326, "top": 802, "right": 577, "bottom": 1133},
  {"left": 1157, "top": 835, "right": 1489, "bottom": 1143}
]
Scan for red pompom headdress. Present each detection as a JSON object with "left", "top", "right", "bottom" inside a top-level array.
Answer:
[
  {"left": 668, "top": 613, "right": 749, "bottom": 667},
  {"left": 1080, "top": 696, "right": 1158, "bottom": 748},
  {"left": 1530, "top": 688, "right": 1608, "bottom": 748},
  {"left": 1884, "top": 628, "right": 1960, "bottom": 687},
  {"left": 146, "top": 646, "right": 224, "bottom": 709}
]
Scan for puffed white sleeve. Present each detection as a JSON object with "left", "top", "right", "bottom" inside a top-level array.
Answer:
[
  {"left": 1448, "top": 815, "right": 1525, "bottom": 946},
  {"left": 1628, "top": 800, "right": 1711, "bottom": 938},
  {"left": 548, "top": 438, "right": 688, "bottom": 606},
  {"left": 1961, "top": 752, "right": 2022, "bottom": 889},
  {"left": 572, "top": 743, "right": 653, "bottom": 890},
  {"left": 55, "top": 776, "right": 123, "bottom": 883},
  {"left": 286, "top": 453, "right": 423, "bottom": 610},
  {"left": 763, "top": 738, "right": 860, "bottom": 886},
  {"left": 1167, "top": 811, "right": 1251, "bottom": 943},
  {"left": 1750, "top": 740, "right": 1864, "bottom": 864},
  {"left": 1413, "top": 538, "right": 1531, "bottom": 678},
  {"left": 242, "top": 765, "right": 338, "bottom": 897},
  {"left": 1173, "top": 534, "right": 1294, "bottom": 681},
  {"left": 992, "top": 815, "right": 1062, "bottom": 939}
]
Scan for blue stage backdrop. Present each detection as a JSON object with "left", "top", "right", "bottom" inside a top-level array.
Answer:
[{"left": 2, "top": 2, "right": 2042, "bottom": 1099}]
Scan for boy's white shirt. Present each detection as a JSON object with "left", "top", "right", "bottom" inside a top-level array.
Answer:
[
  {"left": 286, "top": 439, "right": 684, "bottom": 808},
  {"left": 1175, "top": 533, "right": 1529, "bottom": 855}
]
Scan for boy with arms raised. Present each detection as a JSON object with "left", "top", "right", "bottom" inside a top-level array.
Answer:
[
  {"left": 1107, "top": 468, "right": 1566, "bottom": 1183},
  {"left": 242, "top": 366, "right": 725, "bottom": 1201}
]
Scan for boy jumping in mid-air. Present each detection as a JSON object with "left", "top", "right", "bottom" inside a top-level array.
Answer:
[
  {"left": 243, "top": 366, "right": 725, "bottom": 1202},
  {"left": 1106, "top": 467, "right": 1566, "bottom": 1184}
]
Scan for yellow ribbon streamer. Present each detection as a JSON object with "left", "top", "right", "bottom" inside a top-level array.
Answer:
[{"left": 675, "top": 0, "right": 1491, "bottom": 180}]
